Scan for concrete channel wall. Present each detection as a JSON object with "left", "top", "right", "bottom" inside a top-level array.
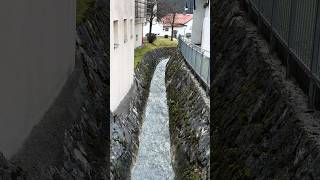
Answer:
[{"left": 0, "top": 0, "right": 76, "bottom": 157}]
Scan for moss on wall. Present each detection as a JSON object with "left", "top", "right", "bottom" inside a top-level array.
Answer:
[
  {"left": 166, "top": 51, "right": 210, "bottom": 179},
  {"left": 76, "top": 0, "right": 95, "bottom": 24}
]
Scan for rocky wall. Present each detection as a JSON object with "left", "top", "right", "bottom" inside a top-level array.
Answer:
[
  {"left": 212, "top": 0, "right": 320, "bottom": 179},
  {"left": 165, "top": 51, "right": 210, "bottom": 179}
]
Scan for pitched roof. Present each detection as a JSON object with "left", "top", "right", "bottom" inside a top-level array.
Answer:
[{"left": 162, "top": 13, "right": 193, "bottom": 27}]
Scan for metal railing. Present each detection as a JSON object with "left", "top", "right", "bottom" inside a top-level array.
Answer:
[
  {"left": 178, "top": 36, "right": 210, "bottom": 89},
  {"left": 135, "top": 0, "right": 147, "bottom": 21},
  {"left": 244, "top": 0, "right": 320, "bottom": 109}
]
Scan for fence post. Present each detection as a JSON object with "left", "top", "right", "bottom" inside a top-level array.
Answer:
[
  {"left": 309, "top": 0, "right": 320, "bottom": 109},
  {"left": 183, "top": 39, "right": 185, "bottom": 58},
  {"left": 286, "top": 0, "right": 298, "bottom": 79},
  {"left": 189, "top": 44, "right": 191, "bottom": 64},
  {"left": 207, "top": 58, "right": 210, "bottom": 93},
  {"left": 200, "top": 51, "right": 204, "bottom": 78},
  {"left": 192, "top": 46, "right": 195, "bottom": 68}
]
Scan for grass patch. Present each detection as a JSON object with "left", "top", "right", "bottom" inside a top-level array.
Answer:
[
  {"left": 76, "top": 0, "right": 95, "bottom": 24},
  {"left": 134, "top": 37, "right": 178, "bottom": 68}
]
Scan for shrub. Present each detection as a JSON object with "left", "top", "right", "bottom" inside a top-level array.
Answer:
[
  {"left": 147, "top": 33, "right": 157, "bottom": 43},
  {"left": 164, "top": 35, "right": 169, "bottom": 38}
]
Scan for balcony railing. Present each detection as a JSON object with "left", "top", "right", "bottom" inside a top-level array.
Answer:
[
  {"left": 178, "top": 35, "right": 210, "bottom": 90},
  {"left": 135, "top": 0, "right": 147, "bottom": 20}
]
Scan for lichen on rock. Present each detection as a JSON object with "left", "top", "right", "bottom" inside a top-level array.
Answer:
[{"left": 165, "top": 51, "right": 210, "bottom": 180}]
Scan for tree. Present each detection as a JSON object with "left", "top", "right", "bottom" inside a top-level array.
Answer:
[
  {"left": 145, "top": 0, "right": 182, "bottom": 42},
  {"left": 146, "top": 0, "right": 158, "bottom": 43},
  {"left": 157, "top": 1, "right": 181, "bottom": 41}
]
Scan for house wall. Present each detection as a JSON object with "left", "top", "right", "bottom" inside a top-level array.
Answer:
[
  {"left": 134, "top": 0, "right": 146, "bottom": 48},
  {"left": 201, "top": 4, "right": 210, "bottom": 51},
  {"left": 0, "top": 0, "right": 75, "bottom": 157},
  {"left": 173, "top": 21, "right": 192, "bottom": 38},
  {"left": 184, "top": 20, "right": 193, "bottom": 36},
  {"left": 144, "top": 19, "right": 193, "bottom": 38},
  {"left": 110, "top": 0, "right": 135, "bottom": 111},
  {"left": 163, "top": 24, "right": 193, "bottom": 38},
  {"left": 143, "top": 20, "right": 164, "bottom": 36},
  {"left": 135, "top": 23, "right": 144, "bottom": 48},
  {"left": 191, "top": 0, "right": 206, "bottom": 44}
]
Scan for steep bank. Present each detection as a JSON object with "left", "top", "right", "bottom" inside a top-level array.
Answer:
[
  {"left": 166, "top": 51, "right": 210, "bottom": 179},
  {"left": 111, "top": 48, "right": 176, "bottom": 180},
  {"left": 1, "top": 3, "right": 109, "bottom": 179},
  {"left": 212, "top": 0, "right": 320, "bottom": 179}
]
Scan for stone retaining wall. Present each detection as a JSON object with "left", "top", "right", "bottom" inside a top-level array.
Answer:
[
  {"left": 166, "top": 51, "right": 210, "bottom": 180},
  {"left": 212, "top": 0, "right": 320, "bottom": 179}
]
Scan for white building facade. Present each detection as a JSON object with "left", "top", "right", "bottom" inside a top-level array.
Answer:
[
  {"left": 191, "top": 0, "right": 210, "bottom": 52},
  {"left": 143, "top": 19, "right": 164, "bottom": 36},
  {"left": 163, "top": 20, "right": 193, "bottom": 38},
  {"left": 201, "top": 1, "right": 210, "bottom": 51},
  {"left": 135, "top": 23, "right": 144, "bottom": 48},
  {"left": 143, "top": 18, "right": 193, "bottom": 38},
  {"left": 135, "top": 0, "right": 147, "bottom": 48},
  {"left": 110, "top": 0, "right": 136, "bottom": 111}
]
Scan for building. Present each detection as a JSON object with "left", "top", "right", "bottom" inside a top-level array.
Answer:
[
  {"left": 0, "top": 0, "right": 75, "bottom": 157},
  {"left": 144, "top": 13, "right": 193, "bottom": 38},
  {"left": 143, "top": 19, "right": 164, "bottom": 37},
  {"left": 191, "top": 0, "right": 210, "bottom": 52},
  {"left": 162, "top": 13, "right": 193, "bottom": 38},
  {"left": 185, "top": 0, "right": 195, "bottom": 14},
  {"left": 110, "top": 0, "right": 136, "bottom": 111},
  {"left": 110, "top": 0, "right": 148, "bottom": 111},
  {"left": 135, "top": 0, "right": 147, "bottom": 48}
]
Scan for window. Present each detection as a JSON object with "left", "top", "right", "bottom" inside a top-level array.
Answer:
[
  {"left": 113, "top": 20, "right": 119, "bottom": 49},
  {"left": 124, "top": 19, "right": 128, "bottom": 43},
  {"left": 130, "top": 19, "right": 133, "bottom": 39},
  {"left": 165, "top": 27, "right": 169, "bottom": 31}
]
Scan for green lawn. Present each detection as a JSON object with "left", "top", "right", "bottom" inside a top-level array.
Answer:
[
  {"left": 76, "top": 0, "right": 95, "bottom": 24},
  {"left": 134, "top": 37, "right": 178, "bottom": 68}
]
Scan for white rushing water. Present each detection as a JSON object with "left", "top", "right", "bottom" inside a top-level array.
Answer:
[{"left": 131, "top": 58, "right": 174, "bottom": 180}]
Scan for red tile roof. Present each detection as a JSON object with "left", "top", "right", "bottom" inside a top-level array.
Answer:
[{"left": 162, "top": 13, "right": 193, "bottom": 27}]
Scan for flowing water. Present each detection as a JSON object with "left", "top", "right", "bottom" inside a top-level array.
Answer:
[{"left": 131, "top": 58, "right": 174, "bottom": 180}]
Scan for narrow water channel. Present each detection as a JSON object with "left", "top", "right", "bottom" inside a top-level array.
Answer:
[{"left": 131, "top": 58, "right": 174, "bottom": 180}]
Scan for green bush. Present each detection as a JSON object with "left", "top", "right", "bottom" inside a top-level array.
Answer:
[{"left": 147, "top": 33, "right": 157, "bottom": 43}]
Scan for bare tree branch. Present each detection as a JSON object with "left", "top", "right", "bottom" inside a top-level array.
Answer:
[{"left": 145, "top": 0, "right": 181, "bottom": 42}]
